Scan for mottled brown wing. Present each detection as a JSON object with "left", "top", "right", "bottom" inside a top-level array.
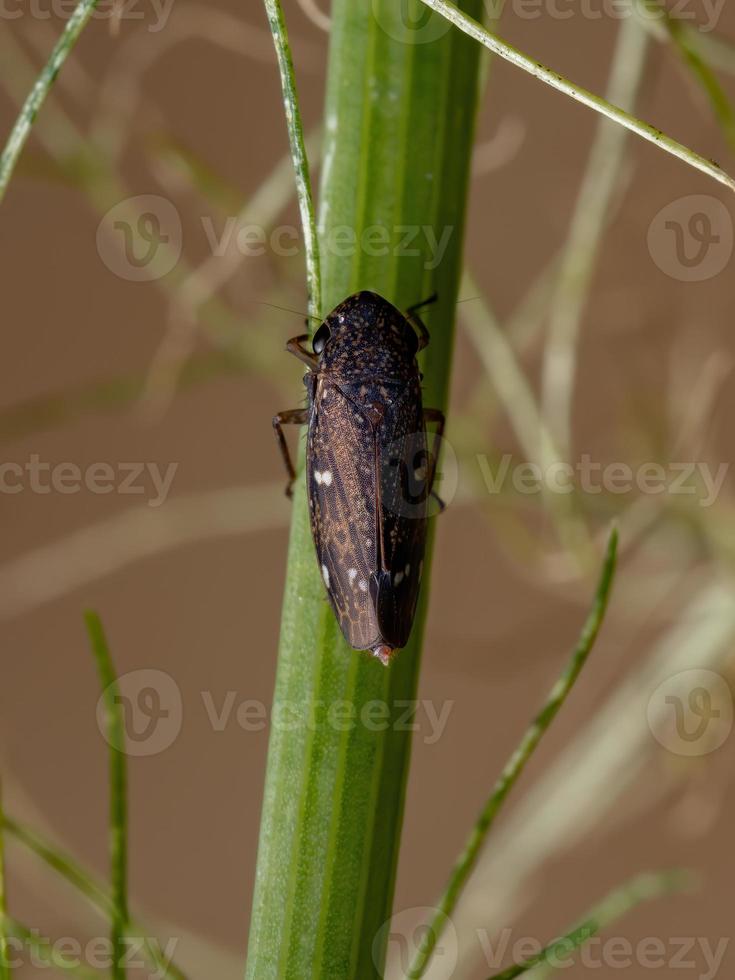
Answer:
[
  {"left": 373, "top": 377, "right": 428, "bottom": 649},
  {"left": 306, "top": 379, "right": 381, "bottom": 650}
]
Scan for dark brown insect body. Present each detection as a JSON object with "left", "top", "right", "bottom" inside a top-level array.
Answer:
[{"left": 273, "top": 291, "right": 444, "bottom": 666}]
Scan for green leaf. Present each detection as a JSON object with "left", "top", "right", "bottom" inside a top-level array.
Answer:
[
  {"left": 84, "top": 612, "right": 128, "bottom": 980},
  {"left": 419, "top": 0, "right": 735, "bottom": 191},
  {"left": 0, "top": 0, "right": 101, "bottom": 203},
  {"left": 490, "top": 870, "right": 691, "bottom": 980},
  {"left": 408, "top": 527, "right": 619, "bottom": 977},
  {"left": 0, "top": 778, "right": 9, "bottom": 980},
  {"left": 245, "top": 2, "right": 485, "bottom": 977}
]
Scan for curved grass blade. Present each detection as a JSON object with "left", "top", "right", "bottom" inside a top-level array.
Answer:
[
  {"left": 408, "top": 527, "right": 619, "bottom": 978},
  {"left": 0, "top": 0, "right": 101, "bottom": 203},
  {"left": 84, "top": 612, "right": 128, "bottom": 980},
  {"left": 490, "top": 870, "right": 691, "bottom": 980},
  {"left": 6, "top": 919, "right": 98, "bottom": 978},
  {"left": 262, "top": 0, "right": 322, "bottom": 319},
  {"left": 418, "top": 0, "right": 735, "bottom": 191}
]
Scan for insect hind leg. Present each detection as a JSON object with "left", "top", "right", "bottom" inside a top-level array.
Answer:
[{"left": 273, "top": 408, "right": 308, "bottom": 497}]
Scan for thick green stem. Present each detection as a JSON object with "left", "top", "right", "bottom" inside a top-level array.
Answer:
[{"left": 245, "top": 2, "right": 484, "bottom": 977}]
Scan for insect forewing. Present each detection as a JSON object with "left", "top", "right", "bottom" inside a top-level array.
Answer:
[
  {"left": 307, "top": 379, "right": 381, "bottom": 650},
  {"left": 374, "top": 377, "right": 428, "bottom": 648}
]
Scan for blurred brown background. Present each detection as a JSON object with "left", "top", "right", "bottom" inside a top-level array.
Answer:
[{"left": 1, "top": 0, "right": 734, "bottom": 977}]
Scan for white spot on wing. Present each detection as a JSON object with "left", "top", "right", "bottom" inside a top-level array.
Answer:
[
  {"left": 358, "top": 579, "right": 368, "bottom": 592},
  {"left": 321, "top": 470, "right": 333, "bottom": 486},
  {"left": 348, "top": 568, "right": 358, "bottom": 584},
  {"left": 394, "top": 571, "right": 404, "bottom": 586},
  {"left": 322, "top": 564, "right": 330, "bottom": 588}
]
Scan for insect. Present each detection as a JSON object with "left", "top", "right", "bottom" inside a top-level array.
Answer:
[{"left": 273, "top": 290, "right": 445, "bottom": 666}]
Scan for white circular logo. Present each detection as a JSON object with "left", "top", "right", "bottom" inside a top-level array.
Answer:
[
  {"left": 97, "top": 668, "right": 183, "bottom": 757},
  {"left": 647, "top": 195, "right": 732, "bottom": 282},
  {"left": 371, "top": 0, "right": 452, "bottom": 44},
  {"left": 373, "top": 906, "right": 458, "bottom": 979},
  {"left": 647, "top": 669, "right": 733, "bottom": 757},
  {"left": 97, "top": 195, "right": 182, "bottom": 282}
]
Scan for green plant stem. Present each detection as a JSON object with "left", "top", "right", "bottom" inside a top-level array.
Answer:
[
  {"left": 407, "top": 527, "right": 619, "bottom": 978},
  {"left": 0, "top": 779, "right": 9, "bottom": 980},
  {"left": 0, "top": 0, "right": 101, "bottom": 203},
  {"left": 2, "top": 817, "right": 186, "bottom": 980},
  {"left": 491, "top": 871, "right": 690, "bottom": 980},
  {"left": 84, "top": 613, "right": 128, "bottom": 980},
  {"left": 262, "top": 0, "right": 322, "bottom": 319},
  {"left": 245, "top": 3, "right": 485, "bottom": 977},
  {"left": 418, "top": 0, "right": 735, "bottom": 191}
]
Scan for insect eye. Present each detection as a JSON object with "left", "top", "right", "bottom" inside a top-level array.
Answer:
[{"left": 312, "top": 323, "right": 331, "bottom": 355}]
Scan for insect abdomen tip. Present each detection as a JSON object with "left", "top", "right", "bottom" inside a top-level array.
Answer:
[{"left": 372, "top": 644, "right": 397, "bottom": 667}]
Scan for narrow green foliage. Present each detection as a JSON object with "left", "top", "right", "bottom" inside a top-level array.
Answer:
[
  {"left": 632, "top": 0, "right": 735, "bottom": 151},
  {"left": 0, "top": 778, "right": 9, "bottom": 980},
  {"left": 2, "top": 817, "right": 187, "bottom": 980},
  {"left": 490, "top": 870, "right": 691, "bottom": 979},
  {"left": 0, "top": 0, "right": 101, "bottom": 203},
  {"left": 6, "top": 920, "right": 98, "bottom": 977},
  {"left": 418, "top": 0, "right": 735, "bottom": 191},
  {"left": 84, "top": 612, "right": 128, "bottom": 980},
  {"left": 408, "top": 527, "right": 619, "bottom": 978},
  {"left": 262, "top": 0, "right": 322, "bottom": 319},
  {"left": 665, "top": 20, "right": 735, "bottom": 152},
  {"left": 246, "top": 3, "right": 485, "bottom": 977}
]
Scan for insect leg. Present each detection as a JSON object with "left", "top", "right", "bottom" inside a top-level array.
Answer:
[
  {"left": 423, "top": 407, "right": 446, "bottom": 511},
  {"left": 406, "top": 293, "right": 438, "bottom": 351},
  {"left": 273, "top": 408, "right": 309, "bottom": 497},
  {"left": 286, "top": 334, "right": 319, "bottom": 370}
]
